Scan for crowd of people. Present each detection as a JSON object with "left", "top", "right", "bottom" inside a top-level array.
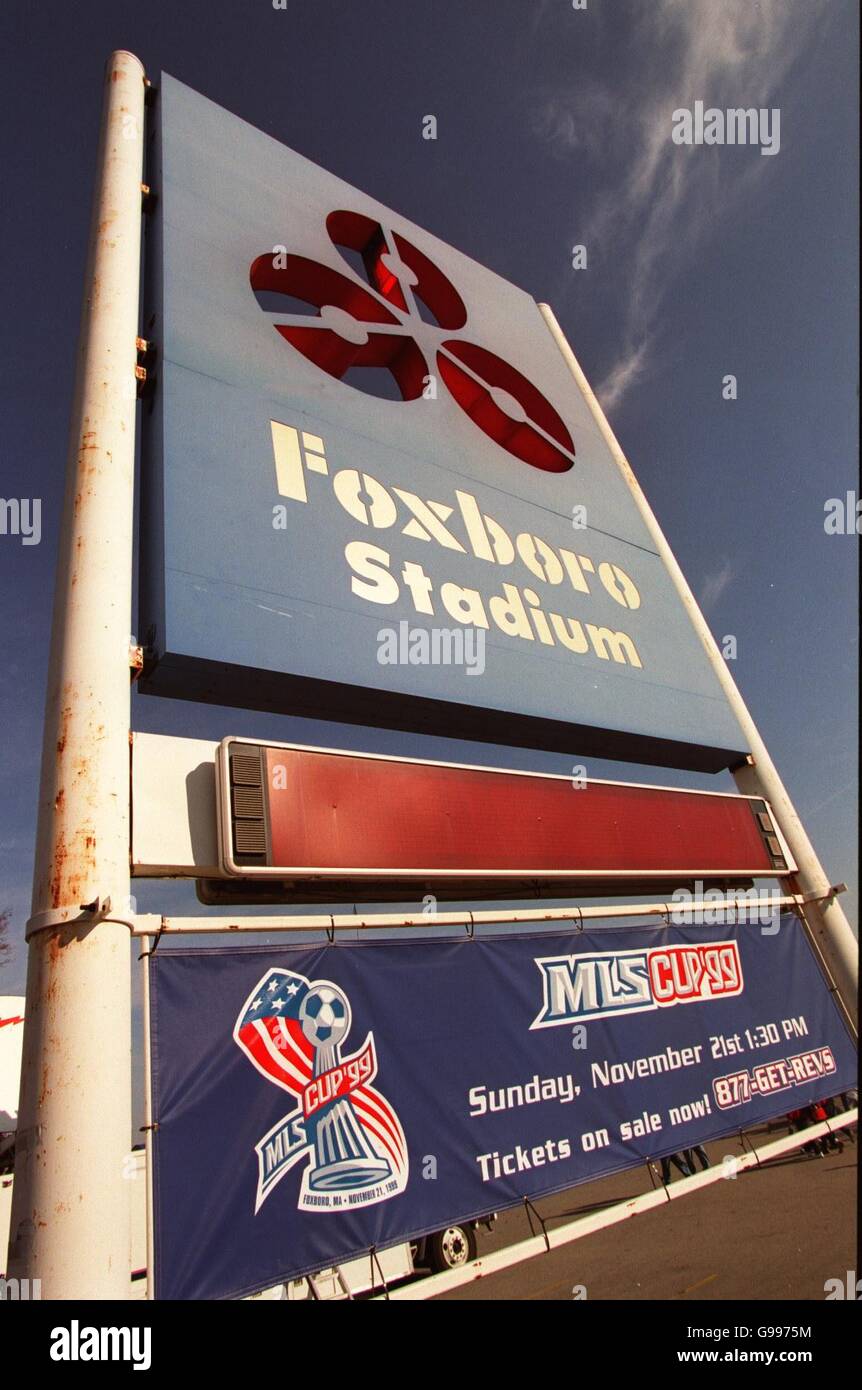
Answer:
[
  {"left": 786, "top": 1090, "right": 857, "bottom": 1159},
  {"left": 659, "top": 1146, "right": 710, "bottom": 1182},
  {"left": 656, "top": 1090, "right": 857, "bottom": 1182}
]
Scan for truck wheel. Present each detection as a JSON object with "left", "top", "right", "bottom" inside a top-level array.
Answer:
[{"left": 427, "top": 1224, "right": 477, "bottom": 1273}]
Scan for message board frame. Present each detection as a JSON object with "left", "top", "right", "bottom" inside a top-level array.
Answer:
[{"left": 215, "top": 736, "right": 795, "bottom": 889}]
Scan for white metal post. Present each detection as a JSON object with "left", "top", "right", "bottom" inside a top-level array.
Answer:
[
  {"left": 539, "top": 304, "right": 858, "bottom": 1032},
  {"left": 7, "top": 51, "right": 146, "bottom": 1297}
]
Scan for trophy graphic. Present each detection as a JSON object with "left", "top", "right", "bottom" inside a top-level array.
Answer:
[
  {"left": 299, "top": 984, "right": 392, "bottom": 1192},
  {"left": 235, "top": 967, "right": 407, "bottom": 1211}
]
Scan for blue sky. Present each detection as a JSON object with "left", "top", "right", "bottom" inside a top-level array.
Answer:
[{"left": 0, "top": 0, "right": 858, "bottom": 998}]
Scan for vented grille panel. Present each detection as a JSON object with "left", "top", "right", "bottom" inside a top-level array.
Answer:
[
  {"left": 232, "top": 754, "right": 262, "bottom": 786},
  {"left": 235, "top": 822, "right": 267, "bottom": 854},
  {"left": 228, "top": 746, "right": 267, "bottom": 864},
  {"left": 233, "top": 786, "right": 264, "bottom": 818}
]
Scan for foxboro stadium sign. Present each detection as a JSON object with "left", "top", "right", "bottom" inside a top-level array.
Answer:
[{"left": 140, "top": 74, "right": 747, "bottom": 770}]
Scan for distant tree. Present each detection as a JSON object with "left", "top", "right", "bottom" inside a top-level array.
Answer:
[
  {"left": 0, "top": 910, "right": 18, "bottom": 1173},
  {"left": 0, "top": 908, "right": 11, "bottom": 965}
]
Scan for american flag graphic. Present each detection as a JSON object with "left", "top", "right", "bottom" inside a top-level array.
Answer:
[{"left": 234, "top": 968, "right": 407, "bottom": 1181}]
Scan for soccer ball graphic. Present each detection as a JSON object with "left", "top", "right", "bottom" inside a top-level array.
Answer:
[{"left": 299, "top": 985, "right": 349, "bottom": 1050}]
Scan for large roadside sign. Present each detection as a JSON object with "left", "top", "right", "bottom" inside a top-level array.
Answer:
[{"left": 139, "top": 74, "right": 748, "bottom": 772}]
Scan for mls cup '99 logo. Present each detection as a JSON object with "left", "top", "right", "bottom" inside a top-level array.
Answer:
[
  {"left": 234, "top": 968, "right": 408, "bottom": 1213},
  {"left": 250, "top": 209, "right": 576, "bottom": 474}
]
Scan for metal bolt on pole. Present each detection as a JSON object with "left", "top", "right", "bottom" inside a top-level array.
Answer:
[
  {"left": 7, "top": 51, "right": 146, "bottom": 1297},
  {"left": 539, "top": 303, "right": 858, "bottom": 1032}
]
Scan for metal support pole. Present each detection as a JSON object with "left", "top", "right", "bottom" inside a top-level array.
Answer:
[
  {"left": 7, "top": 51, "right": 146, "bottom": 1297},
  {"left": 120, "top": 893, "right": 811, "bottom": 936},
  {"left": 539, "top": 304, "right": 858, "bottom": 1031}
]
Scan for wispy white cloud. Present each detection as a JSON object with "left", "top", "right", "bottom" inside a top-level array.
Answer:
[
  {"left": 805, "top": 780, "right": 857, "bottom": 821},
  {"left": 593, "top": 339, "right": 650, "bottom": 412},
  {"left": 533, "top": 79, "right": 618, "bottom": 160},
  {"left": 699, "top": 559, "right": 734, "bottom": 612},
  {"left": 532, "top": 0, "right": 831, "bottom": 410}
]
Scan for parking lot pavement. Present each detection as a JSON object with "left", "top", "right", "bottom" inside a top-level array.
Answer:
[{"left": 437, "top": 1126, "right": 857, "bottom": 1301}]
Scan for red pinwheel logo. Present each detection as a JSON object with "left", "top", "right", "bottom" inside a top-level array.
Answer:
[{"left": 250, "top": 210, "right": 575, "bottom": 474}]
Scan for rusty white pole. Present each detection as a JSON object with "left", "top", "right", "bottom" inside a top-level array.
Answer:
[
  {"left": 539, "top": 304, "right": 858, "bottom": 1032},
  {"left": 7, "top": 51, "right": 146, "bottom": 1297}
]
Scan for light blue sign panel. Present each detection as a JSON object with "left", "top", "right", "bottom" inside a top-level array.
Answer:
[{"left": 140, "top": 74, "right": 748, "bottom": 771}]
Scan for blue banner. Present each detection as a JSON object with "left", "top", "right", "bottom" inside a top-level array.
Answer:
[{"left": 149, "top": 917, "right": 856, "bottom": 1299}]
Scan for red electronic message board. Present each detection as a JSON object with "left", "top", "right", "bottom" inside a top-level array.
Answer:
[{"left": 216, "top": 739, "right": 793, "bottom": 896}]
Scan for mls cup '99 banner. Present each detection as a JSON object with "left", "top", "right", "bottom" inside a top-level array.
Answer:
[
  {"left": 149, "top": 918, "right": 855, "bottom": 1299},
  {"left": 139, "top": 74, "right": 747, "bottom": 771}
]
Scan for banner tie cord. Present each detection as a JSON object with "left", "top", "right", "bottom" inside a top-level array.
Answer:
[
  {"left": 523, "top": 1195, "right": 551, "bottom": 1252},
  {"left": 369, "top": 1245, "right": 387, "bottom": 1299}
]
